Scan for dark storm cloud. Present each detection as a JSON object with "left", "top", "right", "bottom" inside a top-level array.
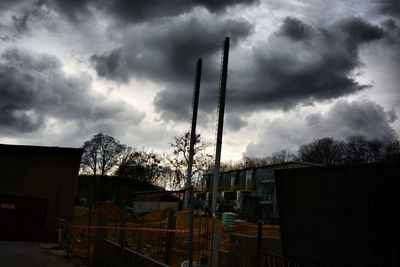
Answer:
[
  {"left": 91, "top": 16, "right": 252, "bottom": 82},
  {"left": 49, "top": 0, "right": 92, "bottom": 22},
  {"left": 92, "top": 15, "right": 390, "bottom": 123},
  {"left": 226, "top": 17, "right": 386, "bottom": 113},
  {"left": 305, "top": 99, "right": 398, "bottom": 140},
  {"left": 225, "top": 114, "right": 247, "bottom": 131},
  {"left": 0, "top": 105, "right": 44, "bottom": 133},
  {"left": 12, "top": 14, "right": 31, "bottom": 34},
  {"left": 278, "top": 17, "right": 313, "bottom": 41},
  {"left": 382, "top": 18, "right": 398, "bottom": 31},
  {"left": 340, "top": 17, "right": 385, "bottom": 42},
  {"left": 0, "top": 0, "right": 24, "bottom": 9},
  {"left": 375, "top": 0, "right": 400, "bottom": 18},
  {"left": 0, "top": 48, "right": 143, "bottom": 133},
  {"left": 381, "top": 18, "right": 400, "bottom": 43},
  {"left": 50, "top": 0, "right": 259, "bottom": 23},
  {"left": 244, "top": 99, "right": 398, "bottom": 157},
  {"left": 0, "top": 0, "right": 46, "bottom": 41},
  {"left": 91, "top": 14, "right": 253, "bottom": 121}
]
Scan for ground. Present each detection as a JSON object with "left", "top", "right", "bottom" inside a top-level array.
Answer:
[{"left": 0, "top": 241, "right": 77, "bottom": 267}]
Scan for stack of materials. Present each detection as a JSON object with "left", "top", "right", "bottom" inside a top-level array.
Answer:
[{"left": 221, "top": 212, "right": 237, "bottom": 227}]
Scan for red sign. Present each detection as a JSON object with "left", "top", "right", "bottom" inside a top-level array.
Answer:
[{"left": 1, "top": 203, "right": 16, "bottom": 210}]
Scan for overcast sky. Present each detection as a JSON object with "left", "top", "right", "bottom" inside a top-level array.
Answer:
[{"left": 1, "top": 0, "right": 399, "bottom": 160}]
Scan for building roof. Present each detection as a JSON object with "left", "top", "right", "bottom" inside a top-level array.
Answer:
[
  {"left": 0, "top": 143, "right": 83, "bottom": 156},
  {"left": 205, "top": 161, "right": 323, "bottom": 176},
  {"left": 275, "top": 161, "right": 399, "bottom": 175}
]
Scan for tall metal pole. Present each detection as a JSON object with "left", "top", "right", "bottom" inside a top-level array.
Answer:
[
  {"left": 184, "top": 58, "right": 202, "bottom": 209},
  {"left": 189, "top": 186, "right": 194, "bottom": 267},
  {"left": 211, "top": 37, "right": 230, "bottom": 217}
]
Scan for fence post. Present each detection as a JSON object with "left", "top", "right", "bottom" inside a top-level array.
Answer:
[
  {"left": 138, "top": 216, "right": 144, "bottom": 252},
  {"left": 210, "top": 226, "right": 220, "bottom": 267},
  {"left": 88, "top": 204, "right": 92, "bottom": 265},
  {"left": 93, "top": 214, "right": 107, "bottom": 266},
  {"left": 189, "top": 186, "right": 194, "bottom": 267},
  {"left": 120, "top": 200, "right": 127, "bottom": 267},
  {"left": 57, "top": 228, "right": 62, "bottom": 244},
  {"left": 64, "top": 224, "right": 72, "bottom": 259},
  {"left": 166, "top": 209, "right": 176, "bottom": 265},
  {"left": 257, "top": 219, "right": 262, "bottom": 253},
  {"left": 257, "top": 219, "right": 262, "bottom": 266}
]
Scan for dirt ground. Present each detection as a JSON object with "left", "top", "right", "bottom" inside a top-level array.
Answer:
[{"left": 0, "top": 241, "right": 77, "bottom": 267}]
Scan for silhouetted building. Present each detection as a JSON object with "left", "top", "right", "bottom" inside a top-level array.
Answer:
[
  {"left": 275, "top": 162, "right": 400, "bottom": 266},
  {"left": 76, "top": 175, "right": 178, "bottom": 204},
  {"left": 0, "top": 144, "right": 82, "bottom": 241},
  {"left": 196, "top": 161, "right": 319, "bottom": 221}
]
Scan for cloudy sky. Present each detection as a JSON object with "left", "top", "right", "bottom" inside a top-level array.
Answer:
[{"left": 1, "top": 0, "right": 399, "bottom": 160}]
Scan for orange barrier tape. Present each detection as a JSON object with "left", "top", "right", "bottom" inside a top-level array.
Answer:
[
  {"left": 57, "top": 219, "right": 249, "bottom": 233},
  {"left": 57, "top": 219, "right": 188, "bottom": 233}
]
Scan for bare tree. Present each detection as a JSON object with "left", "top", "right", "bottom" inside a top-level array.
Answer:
[
  {"left": 167, "top": 131, "right": 213, "bottom": 190},
  {"left": 382, "top": 139, "right": 400, "bottom": 162},
  {"left": 81, "top": 132, "right": 126, "bottom": 176},
  {"left": 298, "top": 137, "right": 346, "bottom": 165},
  {"left": 81, "top": 132, "right": 126, "bottom": 200},
  {"left": 270, "top": 149, "right": 296, "bottom": 164},
  {"left": 344, "top": 136, "right": 369, "bottom": 164},
  {"left": 222, "top": 150, "right": 295, "bottom": 171},
  {"left": 298, "top": 136, "right": 400, "bottom": 165},
  {"left": 117, "top": 148, "right": 165, "bottom": 186}
]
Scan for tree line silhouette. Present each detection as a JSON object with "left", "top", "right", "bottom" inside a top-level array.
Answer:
[{"left": 80, "top": 132, "right": 400, "bottom": 198}]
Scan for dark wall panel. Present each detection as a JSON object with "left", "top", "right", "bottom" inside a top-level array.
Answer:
[
  {"left": 275, "top": 163, "right": 400, "bottom": 267},
  {"left": 0, "top": 144, "right": 82, "bottom": 242},
  {"left": 0, "top": 194, "right": 48, "bottom": 241}
]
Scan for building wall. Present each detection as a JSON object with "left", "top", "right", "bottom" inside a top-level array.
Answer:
[
  {"left": 197, "top": 162, "right": 319, "bottom": 221},
  {"left": 0, "top": 144, "right": 82, "bottom": 241}
]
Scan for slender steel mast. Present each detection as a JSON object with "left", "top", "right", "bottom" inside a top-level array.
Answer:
[
  {"left": 184, "top": 58, "right": 202, "bottom": 209},
  {"left": 211, "top": 37, "right": 230, "bottom": 216}
]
